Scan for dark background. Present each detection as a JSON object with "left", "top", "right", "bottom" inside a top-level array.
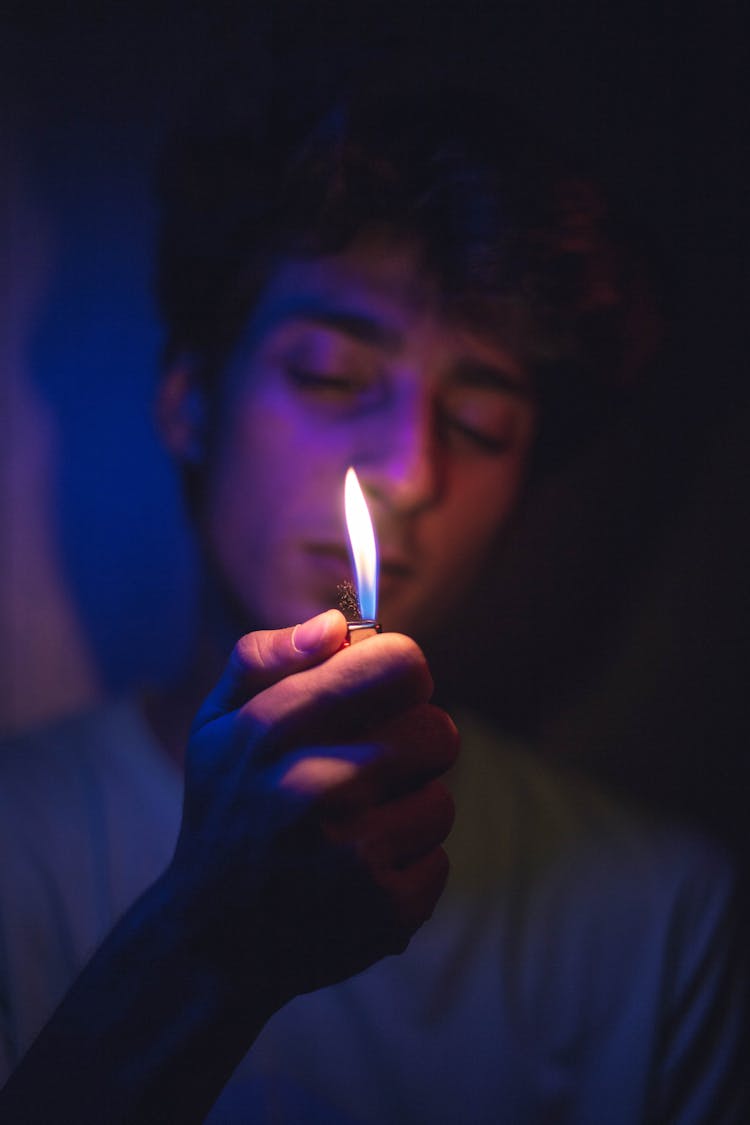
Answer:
[{"left": 2, "top": 3, "right": 748, "bottom": 873}]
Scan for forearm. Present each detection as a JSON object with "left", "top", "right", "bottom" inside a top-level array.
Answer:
[{"left": 0, "top": 868, "right": 272, "bottom": 1124}]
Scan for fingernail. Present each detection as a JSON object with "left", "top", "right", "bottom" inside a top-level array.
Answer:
[{"left": 292, "top": 611, "right": 334, "bottom": 654}]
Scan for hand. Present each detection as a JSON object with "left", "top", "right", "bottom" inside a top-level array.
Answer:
[
  {"left": 170, "top": 609, "right": 458, "bottom": 1012},
  {"left": 0, "top": 610, "right": 458, "bottom": 1124}
]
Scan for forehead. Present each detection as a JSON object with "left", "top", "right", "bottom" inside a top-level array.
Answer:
[
  {"left": 248, "top": 236, "right": 437, "bottom": 340},
  {"left": 241, "top": 235, "right": 529, "bottom": 383}
]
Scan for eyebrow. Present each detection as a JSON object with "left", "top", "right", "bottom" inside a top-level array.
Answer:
[
  {"left": 451, "top": 359, "right": 533, "bottom": 399},
  {"left": 265, "top": 299, "right": 404, "bottom": 352},
  {"left": 259, "top": 296, "right": 532, "bottom": 394}
]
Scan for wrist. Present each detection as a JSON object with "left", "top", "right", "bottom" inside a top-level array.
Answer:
[{"left": 158, "top": 856, "right": 282, "bottom": 1026}]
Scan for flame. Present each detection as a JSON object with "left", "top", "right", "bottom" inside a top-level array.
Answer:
[{"left": 344, "top": 467, "right": 379, "bottom": 621}]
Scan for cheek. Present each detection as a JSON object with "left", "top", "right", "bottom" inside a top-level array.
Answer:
[
  {"left": 468, "top": 416, "right": 537, "bottom": 539},
  {"left": 200, "top": 397, "right": 286, "bottom": 575},
  {"left": 212, "top": 390, "right": 302, "bottom": 505},
  {"left": 206, "top": 387, "right": 351, "bottom": 555},
  {"left": 450, "top": 458, "right": 528, "bottom": 545},
  {"left": 230, "top": 384, "right": 345, "bottom": 477}
]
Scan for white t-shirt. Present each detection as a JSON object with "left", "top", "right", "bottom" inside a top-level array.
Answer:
[{"left": 0, "top": 701, "right": 745, "bottom": 1122}]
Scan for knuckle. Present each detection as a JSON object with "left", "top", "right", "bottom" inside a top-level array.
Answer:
[
  {"left": 437, "top": 781, "right": 456, "bottom": 822},
  {"left": 425, "top": 782, "right": 456, "bottom": 839},
  {"left": 233, "top": 628, "right": 297, "bottom": 684},
  {"left": 421, "top": 705, "right": 461, "bottom": 766},
  {"left": 233, "top": 631, "right": 265, "bottom": 672},
  {"left": 378, "top": 634, "right": 434, "bottom": 697}
]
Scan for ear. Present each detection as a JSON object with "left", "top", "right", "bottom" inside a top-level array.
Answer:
[{"left": 155, "top": 361, "right": 206, "bottom": 464}]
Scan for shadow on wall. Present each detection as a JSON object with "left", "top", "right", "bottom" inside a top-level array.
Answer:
[
  {"left": 1, "top": 154, "right": 100, "bottom": 731},
  {"left": 0, "top": 12, "right": 209, "bottom": 732}
]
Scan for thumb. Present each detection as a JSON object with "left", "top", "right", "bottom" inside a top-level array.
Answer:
[{"left": 193, "top": 609, "right": 348, "bottom": 731}]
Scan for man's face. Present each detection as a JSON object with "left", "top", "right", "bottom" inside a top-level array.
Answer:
[{"left": 200, "top": 235, "right": 537, "bottom": 644}]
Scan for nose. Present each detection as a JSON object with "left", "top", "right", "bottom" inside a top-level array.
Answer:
[{"left": 357, "top": 388, "right": 443, "bottom": 516}]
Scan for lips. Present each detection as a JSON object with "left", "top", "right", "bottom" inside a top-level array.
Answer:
[
  {"left": 301, "top": 541, "right": 417, "bottom": 624},
  {"left": 304, "top": 543, "right": 415, "bottom": 611}
]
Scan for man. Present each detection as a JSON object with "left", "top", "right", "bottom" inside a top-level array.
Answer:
[{"left": 1, "top": 65, "right": 745, "bottom": 1121}]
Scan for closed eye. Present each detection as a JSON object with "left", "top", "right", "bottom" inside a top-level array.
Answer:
[
  {"left": 440, "top": 386, "right": 526, "bottom": 455},
  {"left": 287, "top": 367, "right": 368, "bottom": 394},
  {"left": 442, "top": 415, "right": 515, "bottom": 453}
]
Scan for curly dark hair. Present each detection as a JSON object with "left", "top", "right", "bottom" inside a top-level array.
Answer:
[{"left": 155, "top": 58, "right": 660, "bottom": 470}]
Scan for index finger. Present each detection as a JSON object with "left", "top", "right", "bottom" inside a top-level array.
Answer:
[{"left": 244, "top": 631, "right": 434, "bottom": 752}]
